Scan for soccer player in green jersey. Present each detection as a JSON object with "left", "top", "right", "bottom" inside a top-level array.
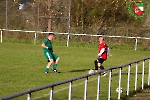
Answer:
[{"left": 41, "top": 33, "right": 60, "bottom": 73}]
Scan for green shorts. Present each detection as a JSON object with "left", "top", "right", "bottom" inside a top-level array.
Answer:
[{"left": 44, "top": 52, "right": 58, "bottom": 62}]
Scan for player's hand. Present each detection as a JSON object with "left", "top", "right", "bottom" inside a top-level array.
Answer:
[
  {"left": 108, "top": 54, "right": 112, "bottom": 56},
  {"left": 48, "top": 47, "right": 53, "bottom": 53},
  {"left": 48, "top": 47, "right": 52, "bottom": 50}
]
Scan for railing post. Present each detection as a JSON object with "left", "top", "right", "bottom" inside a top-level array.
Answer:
[
  {"left": 148, "top": 59, "right": 150, "bottom": 85},
  {"left": 50, "top": 87, "right": 54, "bottom": 100},
  {"left": 66, "top": 0, "right": 71, "bottom": 47},
  {"left": 135, "top": 38, "right": 138, "bottom": 51},
  {"left": 84, "top": 77, "right": 88, "bottom": 100},
  {"left": 135, "top": 62, "right": 138, "bottom": 91},
  {"left": 96, "top": 73, "right": 101, "bottom": 100},
  {"left": 34, "top": 32, "right": 37, "bottom": 45},
  {"left": 127, "top": 64, "right": 131, "bottom": 96},
  {"left": 108, "top": 69, "right": 112, "bottom": 100},
  {"left": 0, "top": 29, "right": 2, "bottom": 43},
  {"left": 118, "top": 67, "right": 122, "bottom": 100},
  {"left": 27, "top": 93, "right": 31, "bottom": 100},
  {"left": 142, "top": 60, "right": 145, "bottom": 89},
  {"left": 68, "top": 81, "right": 72, "bottom": 100}
]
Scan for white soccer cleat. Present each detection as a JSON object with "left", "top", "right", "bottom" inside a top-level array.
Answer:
[{"left": 103, "top": 72, "right": 107, "bottom": 76}]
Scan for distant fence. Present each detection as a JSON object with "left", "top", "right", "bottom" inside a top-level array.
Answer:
[
  {"left": 1, "top": 29, "right": 150, "bottom": 50},
  {"left": 0, "top": 57, "right": 150, "bottom": 100}
]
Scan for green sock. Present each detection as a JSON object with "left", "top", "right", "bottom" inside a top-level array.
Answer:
[
  {"left": 53, "top": 64, "right": 58, "bottom": 70},
  {"left": 45, "top": 68, "right": 49, "bottom": 72}
]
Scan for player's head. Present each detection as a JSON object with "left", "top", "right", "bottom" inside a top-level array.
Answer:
[
  {"left": 98, "top": 36, "right": 104, "bottom": 42},
  {"left": 48, "top": 33, "right": 54, "bottom": 40}
]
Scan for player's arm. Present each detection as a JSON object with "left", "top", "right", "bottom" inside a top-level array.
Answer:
[
  {"left": 107, "top": 47, "right": 112, "bottom": 56},
  {"left": 41, "top": 43, "right": 53, "bottom": 51},
  {"left": 41, "top": 43, "right": 48, "bottom": 49},
  {"left": 107, "top": 47, "right": 110, "bottom": 54},
  {"left": 97, "top": 48, "right": 105, "bottom": 57}
]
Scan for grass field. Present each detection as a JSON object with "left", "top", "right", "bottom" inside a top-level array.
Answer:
[{"left": 0, "top": 41, "right": 150, "bottom": 100}]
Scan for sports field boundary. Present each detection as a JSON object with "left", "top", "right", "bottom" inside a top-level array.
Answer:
[
  {"left": 1, "top": 29, "right": 150, "bottom": 50},
  {"left": 32, "top": 63, "right": 137, "bottom": 100},
  {"left": 0, "top": 57, "right": 150, "bottom": 100}
]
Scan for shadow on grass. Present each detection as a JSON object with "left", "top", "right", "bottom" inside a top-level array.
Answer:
[{"left": 69, "top": 69, "right": 91, "bottom": 73}]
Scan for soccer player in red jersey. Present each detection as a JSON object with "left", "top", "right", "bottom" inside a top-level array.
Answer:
[{"left": 94, "top": 36, "right": 112, "bottom": 76}]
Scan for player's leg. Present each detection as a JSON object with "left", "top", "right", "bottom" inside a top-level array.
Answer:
[
  {"left": 52, "top": 54, "right": 60, "bottom": 73},
  {"left": 98, "top": 58, "right": 107, "bottom": 76},
  {"left": 98, "top": 58, "right": 105, "bottom": 70},
  {"left": 44, "top": 52, "right": 54, "bottom": 73},
  {"left": 100, "top": 65, "right": 105, "bottom": 70},
  {"left": 94, "top": 60, "right": 98, "bottom": 72}
]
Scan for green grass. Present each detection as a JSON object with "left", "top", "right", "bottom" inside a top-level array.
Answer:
[{"left": 0, "top": 42, "right": 150, "bottom": 100}]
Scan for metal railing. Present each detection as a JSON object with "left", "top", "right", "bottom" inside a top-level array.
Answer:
[
  {"left": 1, "top": 29, "right": 150, "bottom": 50},
  {"left": 0, "top": 57, "right": 150, "bottom": 100}
]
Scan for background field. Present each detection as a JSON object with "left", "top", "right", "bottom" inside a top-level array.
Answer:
[{"left": 0, "top": 41, "right": 150, "bottom": 100}]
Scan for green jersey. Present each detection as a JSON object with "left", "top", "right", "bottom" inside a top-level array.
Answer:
[{"left": 43, "top": 38, "right": 53, "bottom": 53}]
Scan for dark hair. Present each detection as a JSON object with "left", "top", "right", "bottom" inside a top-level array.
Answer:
[{"left": 48, "top": 33, "right": 54, "bottom": 35}]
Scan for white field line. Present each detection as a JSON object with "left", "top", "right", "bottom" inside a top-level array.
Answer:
[
  {"left": 33, "top": 63, "right": 144, "bottom": 100},
  {"left": 33, "top": 78, "right": 96, "bottom": 100}
]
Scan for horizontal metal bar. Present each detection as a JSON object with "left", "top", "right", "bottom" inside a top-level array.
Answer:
[
  {"left": 1, "top": 29, "right": 150, "bottom": 40},
  {"left": 0, "top": 57, "right": 150, "bottom": 100}
]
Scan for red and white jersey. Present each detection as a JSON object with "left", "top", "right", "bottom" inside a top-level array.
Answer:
[{"left": 98, "top": 41, "right": 108, "bottom": 60}]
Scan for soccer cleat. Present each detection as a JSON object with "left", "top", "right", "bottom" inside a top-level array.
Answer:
[
  {"left": 44, "top": 68, "right": 49, "bottom": 74},
  {"left": 103, "top": 72, "right": 107, "bottom": 76},
  {"left": 45, "top": 71, "right": 48, "bottom": 74},
  {"left": 52, "top": 69, "right": 60, "bottom": 73}
]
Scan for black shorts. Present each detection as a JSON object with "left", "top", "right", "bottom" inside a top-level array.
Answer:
[{"left": 97, "top": 58, "right": 106, "bottom": 64}]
